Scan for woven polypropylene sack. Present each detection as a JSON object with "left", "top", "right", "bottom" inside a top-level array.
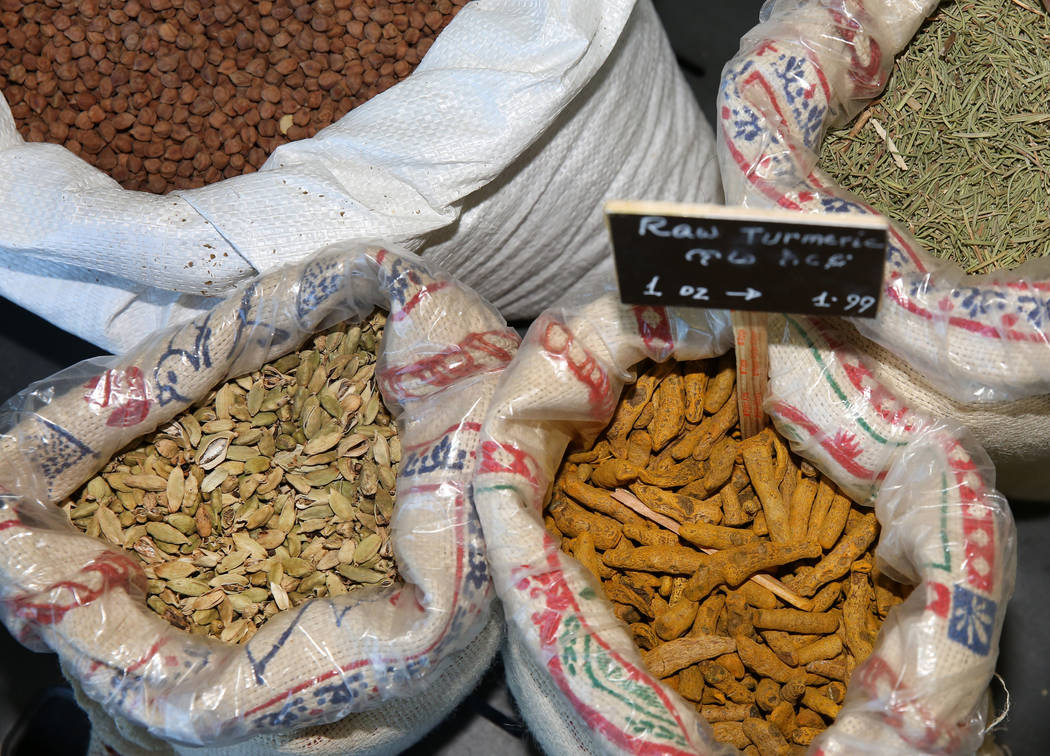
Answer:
[
  {"left": 0, "top": 0, "right": 720, "bottom": 353},
  {"left": 718, "top": 0, "right": 1050, "bottom": 499},
  {"left": 78, "top": 609, "right": 504, "bottom": 756},
  {"left": 0, "top": 243, "right": 518, "bottom": 750},
  {"left": 473, "top": 292, "right": 1015, "bottom": 755}
]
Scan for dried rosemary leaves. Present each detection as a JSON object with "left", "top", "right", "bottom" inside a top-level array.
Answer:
[
  {"left": 546, "top": 357, "right": 911, "bottom": 752},
  {"left": 63, "top": 310, "right": 400, "bottom": 644},
  {"left": 821, "top": 0, "right": 1050, "bottom": 273}
]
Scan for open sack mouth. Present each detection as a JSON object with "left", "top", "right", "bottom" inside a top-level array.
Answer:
[
  {"left": 543, "top": 355, "right": 912, "bottom": 752},
  {"left": 2, "top": 0, "right": 467, "bottom": 194},
  {"left": 820, "top": 0, "right": 1050, "bottom": 276},
  {"left": 474, "top": 293, "right": 1014, "bottom": 756},
  {"left": 63, "top": 309, "right": 401, "bottom": 645}
]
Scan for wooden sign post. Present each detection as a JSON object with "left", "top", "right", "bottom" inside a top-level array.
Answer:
[{"left": 731, "top": 310, "right": 769, "bottom": 439}]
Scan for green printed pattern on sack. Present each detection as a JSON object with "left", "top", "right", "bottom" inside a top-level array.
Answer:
[
  {"left": 785, "top": 316, "right": 907, "bottom": 448},
  {"left": 560, "top": 614, "right": 691, "bottom": 748}
]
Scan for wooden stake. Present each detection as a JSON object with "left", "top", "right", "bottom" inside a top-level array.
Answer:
[{"left": 731, "top": 311, "right": 769, "bottom": 440}]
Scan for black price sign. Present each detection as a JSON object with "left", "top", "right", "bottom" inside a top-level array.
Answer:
[{"left": 605, "top": 201, "right": 888, "bottom": 318}]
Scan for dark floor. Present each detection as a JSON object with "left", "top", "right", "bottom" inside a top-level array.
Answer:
[{"left": 1, "top": 2, "right": 1047, "bottom": 755}]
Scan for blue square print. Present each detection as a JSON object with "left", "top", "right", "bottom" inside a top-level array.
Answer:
[{"left": 947, "top": 584, "right": 997, "bottom": 657}]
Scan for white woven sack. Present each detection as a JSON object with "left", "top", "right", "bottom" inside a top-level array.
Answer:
[
  {"left": 474, "top": 293, "right": 1015, "bottom": 755},
  {"left": 77, "top": 608, "right": 503, "bottom": 756},
  {"left": 0, "top": 0, "right": 719, "bottom": 354},
  {"left": 0, "top": 243, "right": 519, "bottom": 750},
  {"left": 718, "top": 0, "right": 1050, "bottom": 499}
]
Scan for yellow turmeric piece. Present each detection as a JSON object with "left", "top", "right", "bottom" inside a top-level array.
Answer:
[
  {"left": 590, "top": 458, "right": 641, "bottom": 489},
  {"left": 730, "top": 464, "right": 751, "bottom": 492},
  {"left": 704, "top": 437, "right": 740, "bottom": 492},
  {"left": 760, "top": 630, "right": 816, "bottom": 666},
  {"left": 649, "top": 369, "right": 686, "bottom": 451},
  {"left": 739, "top": 580, "right": 779, "bottom": 609},
  {"left": 648, "top": 444, "right": 679, "bottom": 473},
  {"left": 571, "top": 532, "right": 611, "bottom": 581},
  {"left": 755, "top": 678, "right": 781, "bottom": 712},
  {"left": 655, "top": 598, "right": 700, "bottom": 641},
  {"left": 643, "top": 635, "right": 737, "bottom": 677},
  {"left": 720, "top": 484, "right": 750, "bottom": 527},
  {"left": 872, "top": 563, "right": 909, "bottom": 618},
  {"left": 622, "top": 521, "right": 679, "bottom": 547},
  {"left": 712, "top": 721, "right": 751, "bottom": 750},
  {"left": 676, "top": 477, "right": 713, "bottom": 500},
  {"left": 548, "top": 498, "right": 622, "bottom": 550},
  {"left": 780, "top": 677, "right": 807, "bottom": 704},
  {"left": 791, "top": 635, "right": 843, "bottom": 667},
  {"left": 683, "top": 360, "right": 709, "bottom": 423},
  {"left": 768, "top": 699, "right": 797, "bottom": 738},
  {"left": 626, "top": 430, "right": 653, "bottom": 469},
  {"left": 769, "top": 431, "right": 790, "bottom": 483},
  {"left": 657, "top": 574, "right": 674, "bottom": 598},
  {"left": 735, "top": 634, "right": 800, "bottom": 684},
  {"left": 806, "top": 479, "right": 836, "bottom": 540},
  {"left": 751, "top": 608, "right": 840, "bottom": 635},
  {"left": 603, "top": 544, "right": 706, "bottom": 574},
  {"left": 810, "top": 581, "right": 842, "bottom": 613},
  {"left": 779, "top": 455, "right": 799, "bottom": 506},
  {"left": 629, "top": 622, "right": 660, "bottom": 651},
  {"left": 741, "top": 437, "right": 791, "bottom": 543},
  {"left": 742, "top": 717, "right": 790, "bottom": 756},
  {"left": 678, "top": 663, "right": 706, "bottom": 702},
  {"left": 699, "top": 660, "right": 754, "bottom": 704},
  {"left": 793, "top": 514, "right": 878, "bottom": 597},
  {"left": 801, "top": 687, "right": 841, "bottom": 720},
  {"left": 683, "top": 540, "right": 822, "bottom": 602},
  {"left": 561, "top": 478, "right": 646, "bottom": 528},
  {"left": 668, "top": 575, "right": 688, "bottom": 604},
  {"left": 639, "top": 459, "right": 704, "bottom": 488},
  {"left": 693, "top": 389, "right": 739, "bottom": 459},
  {"left": 787, "top": 479, "right": 817, "bottom": 543},
  {"left": 629, "top": 483, "right": 721, "bottom": 524},
  {"left": 704, "top": 354, "right": 736, "bottom": 414},
  {"left": 823, "top": 681, "right": 846, "bottom": 705},
  {"left": 842, "top": 570, "right": 877, "bottom": 664},
  {"left": 634, "top": 402, "right": 655, "bottom": 430},
  {"left": 806, "top": 657, "right": 847, "bottom": 682},
  {"left": 702, "top": 700, "right": 762, "bottom": 722},
  {"left": 716, "top": 651, "right": 746, "bottom": 679},
  {"left": 817, "top": 493, "right": 852, "bottom": 551},
  {"left": 669, "top": 424, "right": 707, "bottom": 461},
  {"left": 691, "top": 593, "right": 725, "bottom": 637},
  {"left": 796, "top": 708, "right": 824, "bottom": 729},
  {"left": 603, "top": 578, "right": 656, "bottom": 619},
  {"left": 566, "top": 441, "right": 608, "bottom": 464},
  {"left": 605, "top": 365, "right": 668, "bottom": 457},
  {"left": 725, "top": 591, "right": 755, "bottom": 639},
  {"left": 752, "top": 510, "right": 769, "bottom": 538},
  {"left": 790, "top": 726, "right": 821, "bottom": 746},
  {"left": 678, "top": 520, "right": 758, "bottom": 551}
]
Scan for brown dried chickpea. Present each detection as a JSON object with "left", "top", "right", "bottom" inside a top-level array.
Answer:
[{"left": 0, "top": 0, "right": 470, "bottom": 193}]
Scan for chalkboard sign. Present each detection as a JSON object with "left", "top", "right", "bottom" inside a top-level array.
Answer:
[{"left": 605, "top": 201, "right": 888, "bottom": 318}]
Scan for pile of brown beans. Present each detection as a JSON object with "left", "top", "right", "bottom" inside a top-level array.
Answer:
[{"left": 0, "top": 0, "right": 466, "bottom": 194}]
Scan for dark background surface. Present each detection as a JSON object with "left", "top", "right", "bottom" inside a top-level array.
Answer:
[{"left": 1, "top": 1, "right": 1046, "bottom": 754}]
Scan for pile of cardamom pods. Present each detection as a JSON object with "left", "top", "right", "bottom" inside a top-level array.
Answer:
[{"left": 62, "top": 310, "right": 400, "bottom": 644}]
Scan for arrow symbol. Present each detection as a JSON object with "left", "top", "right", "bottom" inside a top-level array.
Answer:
[{"left": 726, "top": 287, "right": 762, "bottom": 301}]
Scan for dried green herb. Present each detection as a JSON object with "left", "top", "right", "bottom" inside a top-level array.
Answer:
[{"left": 821, "top": 0, "right": 1050, "bottom": 273}]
